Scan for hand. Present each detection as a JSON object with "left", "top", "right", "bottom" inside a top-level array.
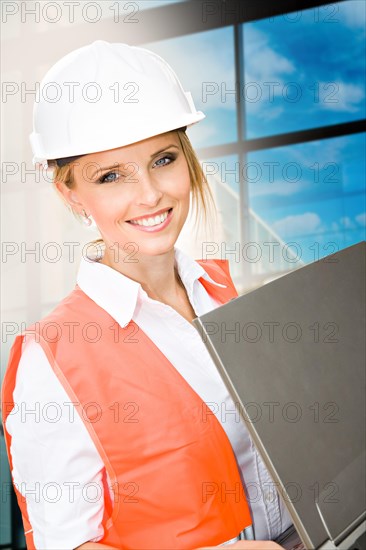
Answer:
[{"left": 196, "top": 541, "right": 284, "bottom": 549}]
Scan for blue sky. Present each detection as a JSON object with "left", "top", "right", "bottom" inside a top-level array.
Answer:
[
  {"left": 247, "top": 133, "right": 366, "bottom": 260},
  {"left": 244, "top": 0, "right": 366, "bottom": 138},
  {"left": 144, "top": 0, "right": 365, "bottom": 265}
]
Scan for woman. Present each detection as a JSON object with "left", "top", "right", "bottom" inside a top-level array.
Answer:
[{"left": 1, "top": 41, "right": 291, "bottom": 549}]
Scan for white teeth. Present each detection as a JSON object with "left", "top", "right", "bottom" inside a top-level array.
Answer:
[{"left": 130, "top": 210, "right": 170, "bottom": 227}]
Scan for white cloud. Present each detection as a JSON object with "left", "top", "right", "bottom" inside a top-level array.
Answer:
[
  {"left": 319, "top": 81, "right": 365, "bottom": 113},
  {"left": 250, "top": 179, "right": 304, "bottom": 197},
  {"left": 257, "top": 211, "right": 365, "bottom": 243},
  {"left": 256, "top": 105, "right": 285, "bottom": 122},
  {"left": 244, "top": 26, "right": 295, "bottom": 82},
  {"left": 355, "top": 212, "right": 366, "bottom": 226},
  {"left": 244, "top": 26, "right": 295, "bottom": 119},
  {"left": 340, "top": 216, "right": 355, "bottom": 229},
  {"left": 279, "top": 135, "right": 347, "bottom": 168},
  {"left": 341, "top": 0, "right": 366, "bottom": 30},
  {"left": 245, "top": 50, "right": 294, "bottom": 83},
  {"left": 272, "top": 212, "right": 322, "bottom": 236}
]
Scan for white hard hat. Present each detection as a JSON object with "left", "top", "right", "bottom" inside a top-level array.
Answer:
[{"left": 30, "top": 40, "right": 205, "bottom": 167}]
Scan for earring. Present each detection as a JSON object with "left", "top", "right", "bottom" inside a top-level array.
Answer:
[{"left": 81, "top": 208, "right": 92, "bottom": 226}]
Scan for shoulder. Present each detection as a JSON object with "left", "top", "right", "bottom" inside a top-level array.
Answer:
[
  {"left": 25, "top": 285, "right": 98, "bottom": 332},
  {"left": 3, "top": 286, "right": 93, "bottom": 371}
]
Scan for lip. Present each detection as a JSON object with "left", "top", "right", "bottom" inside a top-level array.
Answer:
[
  {"left": 127, "top": 207, "right": 171, "bottom": 223},
  {"left": 126, "top": 208, "right": 174, "bottom": 233}
]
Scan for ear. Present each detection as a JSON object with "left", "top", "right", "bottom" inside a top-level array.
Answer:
[{"left": 54, "top": 180, "right": 83, "bottom": 210}]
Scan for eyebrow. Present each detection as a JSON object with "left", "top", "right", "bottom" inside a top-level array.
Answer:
[
  {"left": 89, "top": 144, "right": 179, "bottom": 180},
  {"left": 150, "top": 144, "right": 179, "bottom": 158}
]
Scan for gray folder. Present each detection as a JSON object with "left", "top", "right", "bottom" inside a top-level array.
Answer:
[{"left": 193, "top": 241, "right": 366, "bottom": 550}]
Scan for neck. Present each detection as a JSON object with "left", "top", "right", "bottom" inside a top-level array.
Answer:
[{"left": 98, "top": 245, "right": 185, "bottom": 302}]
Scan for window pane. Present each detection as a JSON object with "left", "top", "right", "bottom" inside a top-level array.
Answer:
[
  {"left": 243, "top": 0, "right": 366, "bottom": 138},
  {"left": 200, "top": 154, "right": 305, "bottom": 283},
  {"left": 197, "top": 155, "right": 240, "bottom": 281},
  {"left": 247, "top": 132, "right": 366, "bottom": 267},
  {"left": 136, "top": 0, "right": 187, "bottom": 10},
  {"left": 143, "top": 27, "right": 237, "bottom": 149}
]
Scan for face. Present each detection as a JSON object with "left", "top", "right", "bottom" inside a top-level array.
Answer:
[{"left": 57, "top": 131, "right": 191, "bottom": 263}]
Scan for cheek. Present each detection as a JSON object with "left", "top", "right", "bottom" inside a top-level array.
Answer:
[
  {"left": 90, "top": 192, "right": 130, "bottom": 226},
  {"left": 172, "top": 164, "right": 191, "bottom": 200}
]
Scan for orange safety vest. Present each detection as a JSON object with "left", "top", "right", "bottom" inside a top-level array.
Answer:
[{"left": 1, "top": 259, "right": 252, "bottom": 550}]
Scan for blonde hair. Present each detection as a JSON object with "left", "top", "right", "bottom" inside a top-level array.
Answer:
[{"left": 52, "top": 128, "right": 217, "bottom": 249}]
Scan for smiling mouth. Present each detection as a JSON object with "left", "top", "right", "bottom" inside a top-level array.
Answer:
[{"left": 127, "top": 208, "right": 173, "bottom": 227}]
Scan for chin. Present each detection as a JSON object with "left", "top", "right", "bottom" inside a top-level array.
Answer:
[
  {"left": 136, "top": 233, "right": 181, "bottom": 257},
  {"left": 138, "top": 241, "right": 177, "bottom": 258}
]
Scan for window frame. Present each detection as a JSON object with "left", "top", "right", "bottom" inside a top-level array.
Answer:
[{"left": 139, "top": 0, "right": 366, "bottom": 286}]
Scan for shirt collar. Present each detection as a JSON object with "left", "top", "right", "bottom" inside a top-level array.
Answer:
[
  {"left": 173, "top": 247, "right": 227, "bottom": 291},
  {"left": 76, "top": 246, "right": 226, "bottom": 328}
]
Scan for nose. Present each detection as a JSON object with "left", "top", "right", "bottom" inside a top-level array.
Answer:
[{"left": 134, "top": 170, "right": 163, "bottom": 207}]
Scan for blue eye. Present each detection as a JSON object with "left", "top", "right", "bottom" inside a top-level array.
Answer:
[
  {"left": 97, "top": 153, "right": 176, "bottom": 184},
  {"left": 98, "top": 171, "right": 120, "bottom": 184},
  {"left": 153, "top": 154, "right": 176, "bottom": 168}
]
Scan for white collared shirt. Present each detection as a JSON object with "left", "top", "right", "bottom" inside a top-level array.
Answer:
[{"left": 6, "top": 247, "right": 292, "bottom": 550}]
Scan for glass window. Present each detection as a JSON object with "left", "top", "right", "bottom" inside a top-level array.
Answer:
[
  {"left": 246, "top": 132, "right": 366, "bottom": 266},
  {"left": 243, "top": 0, "right": 366, "bottom": 138},
  {"left": 143, "top": 27, "right": 237, "bottom": 149},
  {"left": 135, "top": 0, "right": 187, "bottom": 10},
  {"left": 198, "top": 155, "right": 241, "bottom": 280}
]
